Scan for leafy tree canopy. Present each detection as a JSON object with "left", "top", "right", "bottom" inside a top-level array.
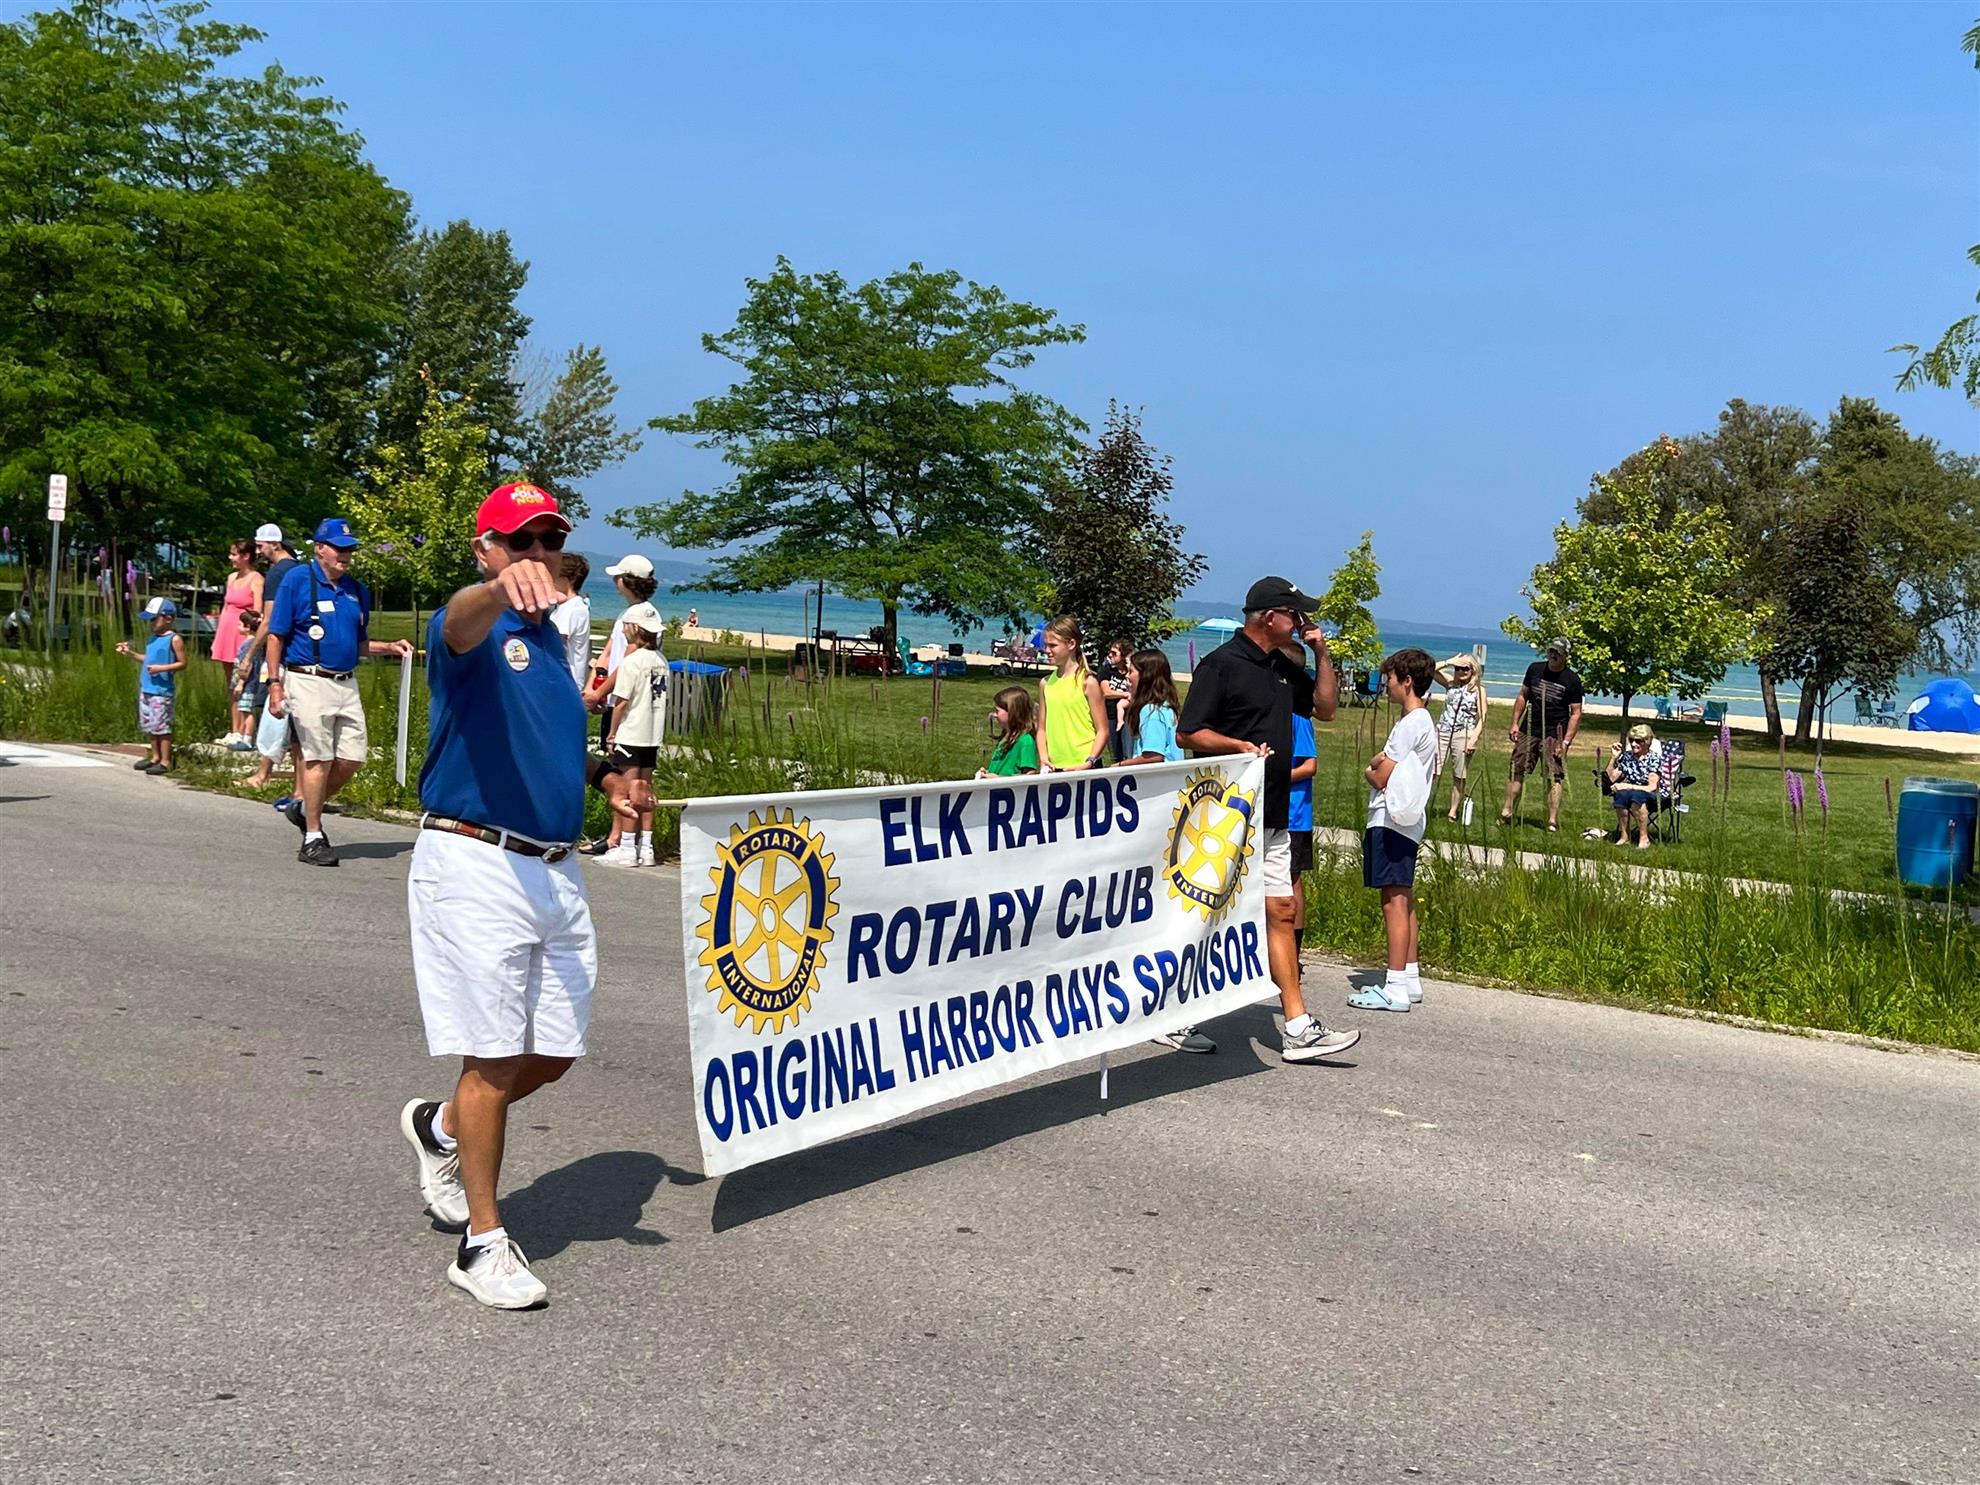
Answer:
[
  {"left": 0, "top": 0, "right": 410, "bottom": 561},
  {"left": 1313, "top": 532, "right": 1383, "bottom": 673},
  {"left": 615, "top": 257, "right": 1084, "bottom": 652},
  {"left": 347, "top": 369, "right": 492, "bottom": 603},
  {"left": 1507, "top": 439, "right": 1757, "bottom": 721},
  {"left": 516, "top": 343, "right": 643, "bottom": 521},
  {"left": 1037, "top": 403, "right": 1203, "bottom": 646}
]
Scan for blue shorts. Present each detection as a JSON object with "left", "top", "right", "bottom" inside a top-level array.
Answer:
[
  {"left": 1362, "top": 826, "right": 1418, "bottom": 889},
  {"left": 1613, "top": 788, "right": 1655, "bottom": 810}
]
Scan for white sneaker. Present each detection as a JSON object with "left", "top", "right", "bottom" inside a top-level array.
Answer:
[
  {"left": 598, "top": 841, "right": 638, "bottom": 868},
  {"left": 1406, "top": 978, "right": 1424, "bottom": 1005},
  {"left": 398, "top": 1098, "right": 469, "bottom": 1229},
  {"left": 447, "top": 1234, "right": 548, "bottom": 1309}
]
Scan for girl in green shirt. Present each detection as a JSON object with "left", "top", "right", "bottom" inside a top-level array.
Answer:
[{"left": 978, "top": 686, "right": 1040, "bottom": 777}]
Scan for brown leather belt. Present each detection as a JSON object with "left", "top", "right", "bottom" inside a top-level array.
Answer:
[
  {"left": 288, "top": 664, "right": 355, "bottom": 681},
  {"left": 420, "top": 813, "right": 573, "bottom": 863}
]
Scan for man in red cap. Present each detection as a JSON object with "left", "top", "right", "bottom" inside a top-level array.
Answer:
[{"left": 396, "top": 481, "right": 596, "bottom": 1309}]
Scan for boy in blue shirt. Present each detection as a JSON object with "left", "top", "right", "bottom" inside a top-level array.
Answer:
[
  {"left": 116, "top": 598, "right": 188, "bottom": 775},
  {"left": 1288, "top": 709, "right": 1316, "bottom": 947}
]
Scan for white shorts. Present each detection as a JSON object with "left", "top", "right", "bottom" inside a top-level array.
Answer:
[
  {"left": 1262, "top": 826, "right": 1294, "bottom": 898},
  {"left": 407, "top": 829, "right": 598, "bottom": 1059},
  {"left": 286, "top": 671, "right": 367, "bottom": 763}
]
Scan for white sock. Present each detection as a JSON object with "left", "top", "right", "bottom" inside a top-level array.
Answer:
[
  {"left": 465, "top": 1225, "right": 506, "bottom": 1251},
  {"left": 304, "top": 830, "right": 325, "bottom": 844},
  {"left": 1284, "top": 1013, "right": 1313, "bottom": 1037},
  {"left": 1384, "top": 971, "right": 1407, "bottom": 1001},
  {"left": 431, "top": 1102, "right": 456, "bottom": 1151},
  {"left": 1405, "top": 961, "right": 1421, "bottom": 982}
]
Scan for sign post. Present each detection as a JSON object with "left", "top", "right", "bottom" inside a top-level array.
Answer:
[{"left": 44, "top": 475, "right": 66, "bottom": 641}]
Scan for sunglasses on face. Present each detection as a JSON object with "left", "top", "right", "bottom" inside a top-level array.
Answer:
[{"left": 498, "top": 529, "right": 567, "bottom": 553}]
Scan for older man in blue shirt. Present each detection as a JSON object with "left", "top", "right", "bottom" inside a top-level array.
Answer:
[
  {"left": 396, "top": 481, "right": 594, "bottom": 1311},
  {"left": 265, "top": 518, "right": 412, "bottom": 866}
]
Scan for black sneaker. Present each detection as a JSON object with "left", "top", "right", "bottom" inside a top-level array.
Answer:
[
  {"left": 143, "top": 762, "right": 169, "bottom": 776},
  {"left": 297, "top": 837, "right": 338, "bottom": 867},
  {"left": 284, "top": 800, "right": 307, "bottom": 834},
  {"left": 132, "top": 758, "right": 153, "bottom": 770}
]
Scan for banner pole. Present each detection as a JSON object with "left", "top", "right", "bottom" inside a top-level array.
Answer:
[{"left": 1098, "top": 1050, "right": 1110, "bottom": 1102}]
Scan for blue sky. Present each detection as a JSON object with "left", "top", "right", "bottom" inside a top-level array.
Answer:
[{"left": 224, "top": 0, "right": 1977, "bottom": 628}]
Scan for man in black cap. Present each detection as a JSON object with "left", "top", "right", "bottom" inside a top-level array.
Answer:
[
  {"left": 1178, "top": 576, "right": 1362, "bottom": 1062},
  {"left": 1499, "top": 635, "right": 1584, "bottom": 831}
]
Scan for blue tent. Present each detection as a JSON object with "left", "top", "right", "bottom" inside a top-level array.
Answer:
[{"left": 1905, "top": 677, "right": 1980, "bottom": 734}]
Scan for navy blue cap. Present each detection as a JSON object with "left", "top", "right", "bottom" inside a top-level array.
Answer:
[{"left": 313, "top": 517, "right": 360, "bottom": 549}]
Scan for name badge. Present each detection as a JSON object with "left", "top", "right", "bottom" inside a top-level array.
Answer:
[{"left": 316, "top": 599, "right": 337, "bottom": 614}]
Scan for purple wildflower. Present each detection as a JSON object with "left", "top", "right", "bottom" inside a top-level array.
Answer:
[
  {"left": 1813, "top": 765, "right": 1828, "bottom": 816},
  {"left": 1718, "top": 720, "right": 1731, "bottom": 758},
  {"left": 1785, "top": 770, "right": 1804, "bottom": 815},
  {"left": 2, "top": 526, "right": 10, "bottom": 545},
  {"left": 920, "top": 715, "right": 930, "bottom": 735}
]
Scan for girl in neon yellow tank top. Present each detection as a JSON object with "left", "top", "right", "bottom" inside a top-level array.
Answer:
[{"left": 1036, "top": 615, "right": 1111, "bottom": 770}]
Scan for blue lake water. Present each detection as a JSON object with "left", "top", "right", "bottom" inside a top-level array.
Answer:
[{"left": 585, "top": 579, "right": 1979, "bottom": 724}]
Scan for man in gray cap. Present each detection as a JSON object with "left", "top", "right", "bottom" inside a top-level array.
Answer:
[{"left": 1500, "top": 636, "right": 1584, "bottom": 831}]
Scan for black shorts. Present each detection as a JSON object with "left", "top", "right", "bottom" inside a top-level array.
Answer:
[
  {"left": 611, "top": 743, "right": 659, "bottom": 770},
  {"left": 1289, "top": 829, "right": 1313, "bottom": 877},
  {"left": 1362, "top": 826, "right": 1419, "bottom": 889},
  {"left": 585, "top": 752, "right": 623, "bottom": 793}
]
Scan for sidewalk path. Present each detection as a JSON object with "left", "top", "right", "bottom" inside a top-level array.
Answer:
[{"left": 3, "top": 752, "right": 1976, "bottom": 1483}]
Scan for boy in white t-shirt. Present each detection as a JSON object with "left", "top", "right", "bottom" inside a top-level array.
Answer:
[
  {"left": 1352, "top": 647, "right": 1439, "bottom": 1013},
  {"left": 604, "top": 609, "right": 667, "bottom": 866}
]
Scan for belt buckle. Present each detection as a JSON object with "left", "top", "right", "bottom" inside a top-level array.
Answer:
[{"left": 543, "top": 845, "right": 570, "bottom": 863}]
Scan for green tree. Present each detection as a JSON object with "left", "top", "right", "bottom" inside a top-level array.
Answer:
[
  {"left": 1583, "top": 400, "right": 1819, "bottom": 741},
  {"left": 1037, "top": 403, "right": 1204, "bottom": 646},
  {"left": 516, "top": 343, "right": 644, "bottom": 521},
  {"left": 347, "top": 370, "right": 492, "bottom": 607},
  {"left": 1507, "top": 440, "right": 1756, "bottom": 724},
  {"left": 0, "top": 0, "right": 409, "bottom": 583},
  {"left": 1775, "top": 396, "right": 1980, "bottom": 744},
  {"left": 1762, "top": 497, "right": 1914, "bottom": 749},
  {"left": 1891, "top": 21, "right": 1980, "bottom": 403},
  {"left": 1313, "top": 532, "right": 1383, "bottom": 673},
  {"left": 375, "top": 220, "right": 531, "bottom": 469},
  {"left": 618, "top": 258, "right": 1084, "bottom": 654}
]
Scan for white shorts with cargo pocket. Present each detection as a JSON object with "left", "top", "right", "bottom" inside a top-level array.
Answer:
[
  {"left": 408, "top": 830, "right": 598, "bottom": 1059},
  {"left": 1262, "top": 827, "right": 1294, "bottom": 898},
  {"left": 285, "top": 670, "right": 368, "bottom": 763}
]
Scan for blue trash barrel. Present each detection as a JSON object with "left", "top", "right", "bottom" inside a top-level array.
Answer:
[{"left": 1895, "top": 777, "right": 1979, "bottom": 889}]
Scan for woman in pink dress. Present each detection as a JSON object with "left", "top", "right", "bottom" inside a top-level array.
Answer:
[{"left": 211, "top": 538, "right": 263, "bottom": 743}]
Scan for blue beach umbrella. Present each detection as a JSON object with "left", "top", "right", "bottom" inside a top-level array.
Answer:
[{"left": 1198, "top": 617, "right": 1242, "bottom": 633}]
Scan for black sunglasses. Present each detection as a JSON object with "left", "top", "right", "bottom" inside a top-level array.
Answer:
[{"left": 498, "top": 529, "right": 567, "bottom": 553}]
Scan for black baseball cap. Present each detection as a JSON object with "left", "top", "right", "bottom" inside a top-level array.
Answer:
[{"left": 1243, "top": 576, "right": 1319, "bottom": 616}]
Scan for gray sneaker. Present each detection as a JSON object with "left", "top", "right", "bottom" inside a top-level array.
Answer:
[
  {"left": 1150, "top": 1025, "right": 1217, "bottom": 1054},
  {"left": 1281, "top": 1019, "right": 1361, "bottom": 1063}
]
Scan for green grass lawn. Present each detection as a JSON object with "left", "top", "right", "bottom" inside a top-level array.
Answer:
[{"left": 10, "top": 617, "right": 1977, "bottom": 904}]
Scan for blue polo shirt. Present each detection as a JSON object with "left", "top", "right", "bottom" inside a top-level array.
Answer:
[
  {"left": 266, "top": 560, "right": 369, "bottom": 672},
  {"left": 418, "top": 606, "right": 586, "bottom": 843}
]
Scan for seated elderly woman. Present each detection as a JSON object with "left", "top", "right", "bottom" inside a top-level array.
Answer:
[{"left": 1606, "top": 722, "right": 1659, "bottom": 849}]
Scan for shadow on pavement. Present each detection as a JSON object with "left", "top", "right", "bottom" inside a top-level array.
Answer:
[
  {"left": 503, "top": 1148, "right": 703, "bottom": 1259},
  {"left": 0, "top": 794, "right": 51, "bottom": 804},
  {"left": 334, "top": 840, "right": 415, "bottom": 861},
  {"left": 711, "top": 1002, "right": 1287, "bottom": 1232}
]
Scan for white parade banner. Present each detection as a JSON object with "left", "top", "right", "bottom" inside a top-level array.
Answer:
[{"left": 680, "top": 755, "right": 1275, "bottom": 1176}]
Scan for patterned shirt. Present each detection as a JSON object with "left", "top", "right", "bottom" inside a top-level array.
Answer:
[
  {"left": 1613, "top": 747, "right": 1655, "bottom": 787},
  {"left": 1438, "top": 685, "right": 1481, "bottom": 737}
]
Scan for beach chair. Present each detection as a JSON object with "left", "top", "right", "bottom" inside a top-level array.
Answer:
[
  {"left": 1700, "top": 700, "right": 1728, "bottom": 725},
  {"left": 1853, "top": 692, "right": 1875, "bottom": 725},
  {"left": 1875, "top": 697, "right": 1901, "bottom": 728},
  {"left": 1653, "top": 696, "right": 1674, "bottom": 720},
  {"left": 1591, "top": 739, "right": 1694, "bottom": 843},
  {"left": 1348, "top": 668, "right": 1382, "bottom": 707}
]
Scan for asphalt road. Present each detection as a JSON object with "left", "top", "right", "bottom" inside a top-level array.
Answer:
[{"left": 4, "top": 745, "right": 1977, "bottom": 1484}]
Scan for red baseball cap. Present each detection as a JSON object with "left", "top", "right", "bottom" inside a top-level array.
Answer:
[{"left": 476, "top": 481, "right": 572, "bottom": 536}]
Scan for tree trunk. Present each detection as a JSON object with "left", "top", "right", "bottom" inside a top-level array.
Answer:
[
  {"left": 882, "top": 598, "right": 899, "bottom": 675},
  {"left": 1791, "top": 680, "right": 1817, "bottom": 749},
  {"left": 1758, "top": 665, "right": 1784, "bottom": 745},
  {"left": 1619, "top": 689, "right": 1632, "bottom": 728}
]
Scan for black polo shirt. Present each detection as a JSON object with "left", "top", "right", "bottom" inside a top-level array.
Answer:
[{"left": 1177, "top": 631, "right": 1313, "bottom": 829}]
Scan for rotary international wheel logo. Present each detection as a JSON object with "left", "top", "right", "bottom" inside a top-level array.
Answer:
[
  {"left": 1163, "top": 768, "right": 1257, "bottom": 920},
  {"left": 696, "top": 809, "right": 841, "bottom": 1035}
]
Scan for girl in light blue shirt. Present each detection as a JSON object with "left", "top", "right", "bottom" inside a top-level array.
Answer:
[{"left": 1119, "top": 648, "right": 1183, "bottom": 764}]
